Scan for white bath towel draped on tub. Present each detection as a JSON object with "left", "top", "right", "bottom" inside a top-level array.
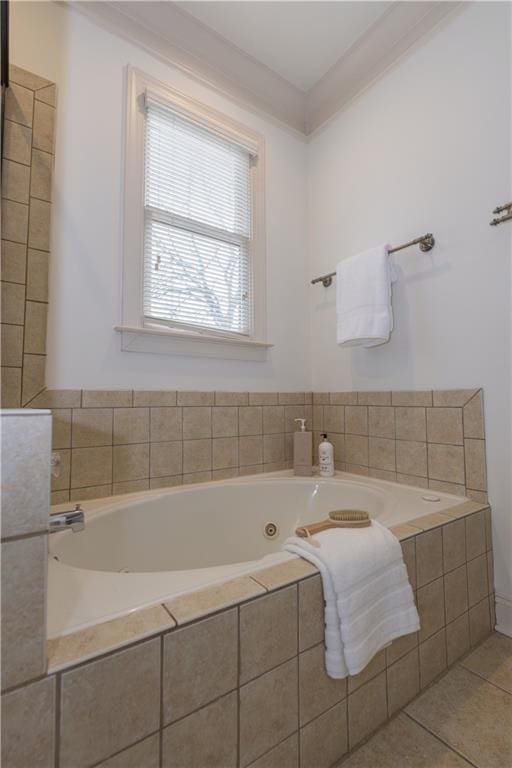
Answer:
[{"left": 284, "top": 520, "right": 419, "bottom": 679}]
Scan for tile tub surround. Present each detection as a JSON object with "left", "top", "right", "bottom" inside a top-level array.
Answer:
[
  {"left": 26, "top": 389, "right": 314, "bottom": 505},
  {"left": 316, "top": 388, "right": 487, "bottom": 501},
  {"left": 2, "top": 498, "right": 495, "bottom": 768},
  {"left": 1, "top": 410, "right": 52, "bottom": 693},
  {"left": 21, "top": 387, "right": 487, "bottom": 505},
  {"left": 1, "top": 65, "right": 56, "bottom": 408}
]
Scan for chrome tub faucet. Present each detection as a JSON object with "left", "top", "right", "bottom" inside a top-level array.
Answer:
[{"left": 48, "top": 504, "right": 85, "bottom": 534}]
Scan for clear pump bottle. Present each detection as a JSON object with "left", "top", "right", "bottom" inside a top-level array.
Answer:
[{"left": 293, "top": 418, "right": 313, "bottom": 476}]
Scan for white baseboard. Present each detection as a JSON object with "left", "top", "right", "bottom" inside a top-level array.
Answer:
[{"left": 495, "top": 593, "right": 512, "bottom": 637}]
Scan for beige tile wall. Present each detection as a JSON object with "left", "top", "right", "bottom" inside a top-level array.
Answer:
[
  {"left": 1, "top": 505, "right": 494, "bottom": 768},
  {"left": 25, "top": 390, "right": 313, "bottom": 505},
  {"left": 1, "top": 410, "right": 52, "bottom": 691},
  {"left": 1, "top": 65, "right": 55, "bottom": 407},
  {"left": 32, "top": 388, "right": 487, "bottom": 506},
  {"left": 316, "top": 389, "right": 487, "bottom": 501}
]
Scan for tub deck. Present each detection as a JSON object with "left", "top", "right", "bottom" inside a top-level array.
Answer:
[{"left": 47, "top": 470, "right": 490, "bottom": 671}]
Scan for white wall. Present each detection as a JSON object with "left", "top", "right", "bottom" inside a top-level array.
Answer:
[
  {"left": 308, "top": 3, "right": 512, "bottom": 623},
  {"left": 10, "top": 1, "right": 310, "bottom": 391}
]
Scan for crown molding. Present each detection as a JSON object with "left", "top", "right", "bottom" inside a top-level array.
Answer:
[
  {"left": 66, "top": 1, "right": 464, "bottom": 137},
  {"left": 306, "top": 1, "right": 463, "bottom": 135},
  {"left": 68, "top": 0, "right": 306, "bottom": 136}
]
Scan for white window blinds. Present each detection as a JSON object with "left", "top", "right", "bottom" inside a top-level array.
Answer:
[{"left": 143, "top": 93, "right": 254, "bottom": 337}]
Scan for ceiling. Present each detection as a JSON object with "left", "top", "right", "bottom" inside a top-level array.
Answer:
[
  {"left": 175, "top": 2, "right": 392, "bottom": 92},
  {"left": 73, "top": 1, "right": 462, "bottom": 134}
]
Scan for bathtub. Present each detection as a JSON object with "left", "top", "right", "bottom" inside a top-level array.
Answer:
[{"left": 48, "top": 470, "right": 466, "bottom": 637}]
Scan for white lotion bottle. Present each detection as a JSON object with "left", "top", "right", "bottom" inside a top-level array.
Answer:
[{"left": 319, "top": 433, "right": 334, "bottom": 477}]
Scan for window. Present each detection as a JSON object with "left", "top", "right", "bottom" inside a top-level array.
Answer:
[
  {"left": 118, "top": 68, "right": 270, "bottom": 360},
  {"left": 144, "top": 94, "right": 252, "bottom": 337}
]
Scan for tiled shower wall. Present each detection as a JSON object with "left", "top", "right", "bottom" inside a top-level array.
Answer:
[
  {"left": 25, "top": 387, "right": 487, "bottom": 506},
  {"left": 1, "top": 65, "right": 55, "bottom": 407}
]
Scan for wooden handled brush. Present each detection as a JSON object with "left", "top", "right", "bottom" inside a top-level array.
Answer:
[{"left": 296, "top": 509, "right": 371, "bottom": 538}]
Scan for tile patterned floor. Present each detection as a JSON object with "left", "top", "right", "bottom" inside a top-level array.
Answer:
[{"left": 341, "top": 633, "right": 512, "bottom": 768}]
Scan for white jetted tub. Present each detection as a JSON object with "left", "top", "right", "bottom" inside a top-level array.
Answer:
[{"left": 48, "top": 471, "right": 466, "bottom": 636}]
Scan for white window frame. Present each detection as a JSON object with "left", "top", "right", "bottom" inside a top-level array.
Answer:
[{"left": 116, "top": 67, "right": 271, "bottom": 361}]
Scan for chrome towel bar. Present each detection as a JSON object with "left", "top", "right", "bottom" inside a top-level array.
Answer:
[
  {"left": 311, "top": 233, "right": 435, "bottom": 287},
  {"left": 490, "top": 202, "right": 512, "bottom": 226}
]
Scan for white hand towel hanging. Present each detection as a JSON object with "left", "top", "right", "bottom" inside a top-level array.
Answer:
[{"left": 336, "top": 244, "right": 397, "bottom": 347}]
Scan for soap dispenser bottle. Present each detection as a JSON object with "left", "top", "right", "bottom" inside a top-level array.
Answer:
[
  {"left": 319, "top": 433, "right": 334, "bottom": 477},
  {"left": 293, "top": 418, "right": 313, "bottom": 476}
]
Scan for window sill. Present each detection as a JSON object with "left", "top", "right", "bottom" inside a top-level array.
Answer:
[{"left": 114, "top": 325, "right": 273, "bottom": 361}]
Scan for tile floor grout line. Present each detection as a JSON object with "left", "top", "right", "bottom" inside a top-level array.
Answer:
[
  {"left": 402, "top": 711, "right": 481, "bottom": 768},
  {"left": 456, "top": 661, "right": 512, "bottom": 698},
  {"left": 244, "top": 731, "right": 299, "bottom": 768},
  {"left": 87, "top": 730, "right": 161, "bottom": 768},
  {"left": 336, "top": 631, "right": 506, "bottom": 767}
]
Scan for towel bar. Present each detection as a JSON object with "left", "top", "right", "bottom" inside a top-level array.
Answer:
[
  {"left": 311, "top": 233, "right": 435, "bottom": 287},
  {"left": 490, "top": 202, "right": 512, "bottom": 226}
]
